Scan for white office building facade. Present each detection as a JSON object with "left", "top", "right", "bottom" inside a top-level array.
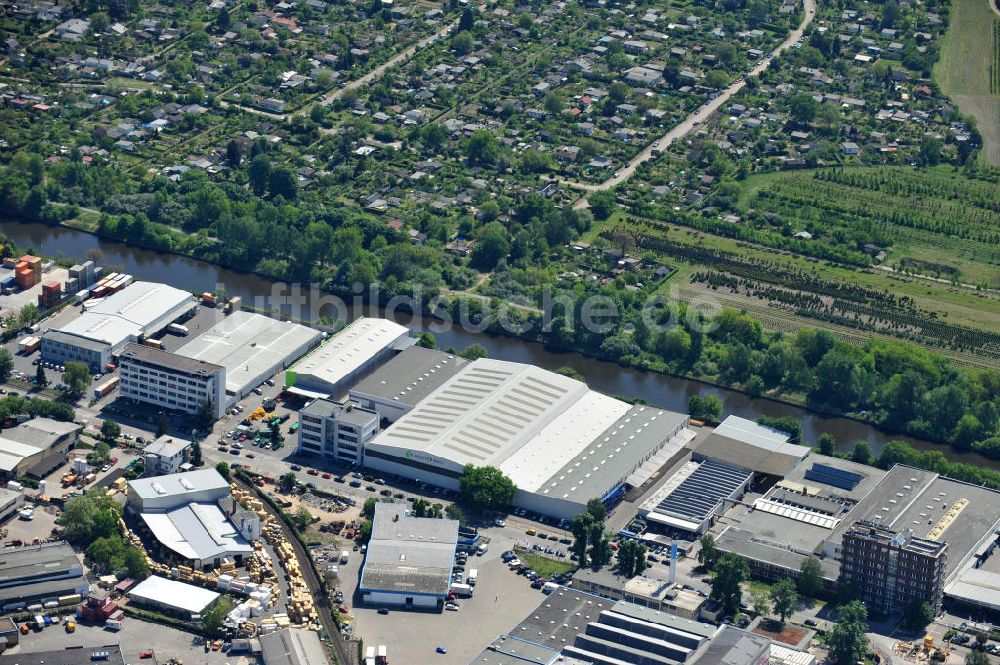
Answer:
[{"left": 119, "top": 344, "right": 226, "bottom": 421}]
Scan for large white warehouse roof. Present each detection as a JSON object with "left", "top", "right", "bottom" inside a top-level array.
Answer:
[
  {"left": 287, "top": 317, "right": 409, "bottom": 393},
  {"left": 177, "top": 311, "right": 321, "bottom": 395},
  {"left": 368, "top": 359, "right": 689, "bottom": 497},
  {"left": 56, "top": 282, "right": 193, "bottom": 347}
]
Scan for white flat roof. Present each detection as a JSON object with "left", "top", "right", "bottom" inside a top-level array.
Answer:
[
  {"left": 713, "top": 415, "right": 792, "bottom": 449},
  {"left": 288, "top": 317, "right": 408, "bottom": 390},
  {"left": 177, "top": 311, "right": 321, "bottom": 394},
  {"left": 128, "top": 468, "right": 230, "bottom": 501},
  {"left": 58, "top": 282, "right": 193, "bottom": 346},
  {"left": 129, "top": 575, "right": 220, "bottom": 614},
  {"left": 0, "top": 438, "right": 44, "bottom": 472},
  {"left": 500, "top": 390, "right": 629, "bottom": 492},
  {"left": 141, "top": 502, "right": 252, "bottom": 562},
  {"left": 370, "top": 359, "right": 589, "bottom": 468}
]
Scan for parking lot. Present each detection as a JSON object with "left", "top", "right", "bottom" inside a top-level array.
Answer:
[
  {"left": 346, "top": 531, "right": 551, "bottom": 664},
  {"left": 4, "top": 616, "right": 253, "bottom": 665}
]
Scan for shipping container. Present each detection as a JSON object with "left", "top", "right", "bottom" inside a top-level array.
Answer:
[
  {"left": 201, "top": 292, "right": 217, "bottom": 305},
  {"left": 143, "top": 339, "right": 164, "bottom": 350}
]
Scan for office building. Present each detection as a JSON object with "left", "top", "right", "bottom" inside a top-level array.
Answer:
[
  {"left": 0, "top": 417, "right": 81, "bottom": 479},
  {"left": 142, "top": 435, "right": 192, "bottom": 477},
  {"left": 366, "top": 358, "right": 691, "bottom": 520},
  {"left": 297, "top": 399, "right": 378, "bottom": 466},
  {"left": 119, "top": 343, "right": 226, "bottom": 421},
  {"left": 41, "top": 281, "right": 195, "bottom": 370},
  {"left": 840, "top": 521, "right": 947, "bottom": 613},
  {"left": 358, "top": 502, "right": 459, "bottom": 609},
  {"left": 349, "top": 346, "right": 467, "bottom": 423},
  {"left": 176, "top": 311, "right": 321, "bottom": 406},
  {"left": 0, "top": 541, "right": 88, "bottom": 613},
  {"left": 285, "top": 317, "right": 411, "bottom": 399}
]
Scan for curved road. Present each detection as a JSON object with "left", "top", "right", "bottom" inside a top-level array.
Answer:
[{"left": 569, "top": 0, "right": 817, "bottom": 207}]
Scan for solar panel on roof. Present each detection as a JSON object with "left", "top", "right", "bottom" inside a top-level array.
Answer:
[
  {"left": 653, "top": 459, "right": 751, "bottom": 522},
  {"left": 804, "top": 463, "right": 863, "bottom": 490}
]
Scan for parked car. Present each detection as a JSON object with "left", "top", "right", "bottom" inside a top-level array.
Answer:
[{"left": 377, "top": 607, "right": 389, "bottom": 615}]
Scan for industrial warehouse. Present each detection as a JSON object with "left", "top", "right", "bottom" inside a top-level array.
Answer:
[
  {"left": 126, "top": 469, "right": 258, "bottom": 569},
  {"left": 176, "top": 311, "right": 322, "bottom": 405},
  {"left": 40, "top": 281, "right": 196, "bottom": 370},
  {"left": 358, "top": 502, "right": 459, "bottom": 609},
  {"left": 285, "top": 317, "right": 412, "bottom": 399},
  {"left": 363, "top": 358, "right": 692, "bottom": 520}
]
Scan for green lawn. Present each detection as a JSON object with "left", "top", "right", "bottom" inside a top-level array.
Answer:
[
  {"left": 933, "top": 0, "right": 1000, "bottom": 165},
  {"left": 514, "top": 550, "right": 577, "bottom": 579}
]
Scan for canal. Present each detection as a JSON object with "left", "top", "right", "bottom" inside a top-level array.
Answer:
[{"left": 2, "top": 219, "right": 993, "bottom": 467}]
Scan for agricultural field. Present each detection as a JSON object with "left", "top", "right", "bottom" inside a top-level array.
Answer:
[
  {"left": 933, "top": 0, "right": 1000, "bottom": 165},
  {"left": 587, "top": 165, "right": 1000, "bottom": 368}
]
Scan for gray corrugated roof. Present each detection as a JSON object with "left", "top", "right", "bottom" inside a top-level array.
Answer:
[
  {"left": 0, "top": 542, "right": 81, "bottom": 586},
  {"left": 258, "top": 628, "right": 331, "bottom": 665},
  {"left": 693, "top": 434, "right": 806, "bottom": 476},
  {"left": 0, "top": 646, "right": 126, "bottom": 665},
  {"left": 538, "top": 406, "right": 687, "bottom": 501},
  {"left": 349, "top": 346, "right": 468, "bottom": 407},
  {"left": 359, "top": 503, "right": 459, "bottom": 596}
]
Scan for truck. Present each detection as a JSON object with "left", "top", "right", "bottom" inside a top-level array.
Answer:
[
  {"left": 93, "top": 377, "right": 119, "bottom": 400},
  {"left": 18, "top": 336, "right": 39, "bottom": 354},
  {"left": 466, "top": 569, "right": 478, "bottom": 586},
  {"left": 34, "top": 615, "right": 45, "bottom": 630},
  {"left": 104, "top": 619, "right": 122, "bottom": 631},
  {"left": 166, "top": 323, "right": 189, "bottom": 336},
  {"left": 450, "top": 583, "right": 473, "bottom": 598},
  {"left": 340, "top": 551, "right": 350, "bottom": 564},
  {"left": 476, "top": 542, "right": 489, "bottom": 556}
]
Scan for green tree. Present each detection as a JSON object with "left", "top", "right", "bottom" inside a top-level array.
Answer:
[
  {"left": 570, "top": 513, "right": 593, "bottom": 565},
  {"left": 751, "top": 590, "right": 770, "bottom": 618},
  {"left": 215, "top": 461, "right": 231, "bottom": 481},
  {"left": 268, "top": 166, "right": 298, "bottom": 200},
  {"left": 589, "top": 523, "right": 613, "bottom": 567},
  {"left": 190, "top": 440, "right": 203, "bottom": 467},
  {"left": 291, "top": 506, "right": 311, "bottom": 532},
  {"left": 34, "top": 363, "right": 47, "bottom": 386},
  {"left": 697, "top": 533, "right": 719, "bottom": 569},
  {"left": 789, "top": 94, "right": 818, "bottom": 124},
  {"left": 248, "top": 155, "right": 271, "bottom": 196},
  {"left": 123, "top": 546, "right": 149, "bottom": 578},
  {"left": 903, "top": 599, "right": 934, "bottom": 631},
  {"left": 101, "top": 419, "right": 121, "bottom": 442},
  {"left": 851, "top": 441, "right": 873, "bottom": 465},
  {"left": 466, "top": 130, "right": 501, "bottom": 165},
  {"left": 279, "top": 472, "right": 297, "bottom": 493},
  {"left": 458, "top": 465, "right": 517, "bottom": 512},
  {"left": 201, "top": 599, "right": 230, "bottom": 638},
  {"left": 617, "top": 539, "right": 648, "bottom": 577},
  {"left": 458, "top": 344, "right": 488, "bottom": 361},
  {"left": 798, "top": 556, "right": 824, "bottom": 598},
  {"left": 589, "top": 191, "right": 617, "bottom": 220},
  {"left": 818, "top": 433, "right": 836, "bottom": 457},
  {"left": 196, "top": 399, "right": 216, "bottom": 430},
  {"left": 416, "top": 332, "right": 437, "bottom": 349},
  {"left": 0, "top": 349, "right": 12, "bottom": 381},
  {"left": 92, "top": 441, "right": 111, "bottom": 465},
  {"left": 470, "top": 222, "right": 509, "bottom": 271},
  {"left": 63, "top": 362, "right": 91, "bottom": 397},
  {"left": 966, "top": 652, "right": 990, "bottom": 665},
  {"left": 710, "top": 553, "right": 748, "bottom": 619},
  {"left": 770, "top": 578, "right": 798, "bottom": 622},
  {"left": 689, "top": 394, "right": 723, "bottom": 422},
  {"left": 157, "top": 412, "right": 170, "bottom": 438},
  {"left": 452, "top": 30, "right": 474, "bottom": 55},
  {"left": 57, "top": 492, "right": 121, "bottom": 546},
  {"left": 828, "top": 601, "right": 869, "bottom": 664}
]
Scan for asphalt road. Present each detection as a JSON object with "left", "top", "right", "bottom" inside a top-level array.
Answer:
[{"left": 569, "top": 0, "right": 818, "bottom": 208}]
